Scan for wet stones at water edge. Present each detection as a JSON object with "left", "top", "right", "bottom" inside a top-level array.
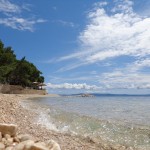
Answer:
[{"left": 0, "top": 123, "right": 61, "bottom": 150}]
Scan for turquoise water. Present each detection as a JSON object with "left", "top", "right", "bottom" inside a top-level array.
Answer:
[{"left": 30, "top": 96, "right": 150, "bottom": 149}]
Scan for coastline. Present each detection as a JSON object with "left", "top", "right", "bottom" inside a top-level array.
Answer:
[{"left": 0, "top": 94, "right": 134, "bottom": 150}]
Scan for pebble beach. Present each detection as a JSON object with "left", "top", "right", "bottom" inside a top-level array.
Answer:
[{"left": 0, "top": 94, "right": 136, "bottom": 150}]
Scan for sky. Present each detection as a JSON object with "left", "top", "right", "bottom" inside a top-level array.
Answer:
[{"left": 0, "top": 0, "right": 150, "bottom": 94}]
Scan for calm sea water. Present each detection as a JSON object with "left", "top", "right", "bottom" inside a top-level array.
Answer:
[{"left": 28, "top": 96, "right": 150, "bottom": 149}]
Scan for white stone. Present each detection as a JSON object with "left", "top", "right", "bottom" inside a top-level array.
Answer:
[
  {"left": 5, "top": 146, "right": 14, "bottom": 150},
  {"left": 15, "top": 140, "right": 34, "bottom": 150},
  {"left": 46, "top": 140, "right": 61, "bottom": 150},
  {"left": 0, "top": 142, "right": 5, "bottom": 149},
  {"left": 4, "top": 134, "right": 11, "bottom": 139},
  {"left": 18, "top": 134, "right": 33, "bottom": 142},
  {"left": 27, "top": 143, "right": 49, "bottom": 150},
  {"left": 6, "top": 138, "right": 14, "bottom": 146}
]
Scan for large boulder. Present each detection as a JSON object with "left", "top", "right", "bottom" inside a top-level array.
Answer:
[{"left": 0, "top": 124, "right": 17, "bottom": 136}]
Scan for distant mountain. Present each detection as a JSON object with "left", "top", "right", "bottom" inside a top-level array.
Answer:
[
  {"left": 93, "top": 93, "right": 150, "bottom": 97},
  {"left": 61, "top": 93, "right": 150, "bottom": 97}
]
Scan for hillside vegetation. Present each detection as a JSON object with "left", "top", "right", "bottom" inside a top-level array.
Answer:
[{"left": 0, "top": 40, "right": 44, "bottom": 87}]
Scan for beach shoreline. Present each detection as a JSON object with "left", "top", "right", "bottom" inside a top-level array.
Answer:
[{"left": 0, "top": 94, "right": 135, "bottom": 150}]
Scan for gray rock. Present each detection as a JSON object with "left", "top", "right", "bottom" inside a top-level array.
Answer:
[{"left": 0, "top": 123, "right": 17, "bottom": 136}]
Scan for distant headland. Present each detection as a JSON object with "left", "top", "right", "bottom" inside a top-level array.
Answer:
[{"left": 61, "top": 93, "right": 150, "bottom": 97}]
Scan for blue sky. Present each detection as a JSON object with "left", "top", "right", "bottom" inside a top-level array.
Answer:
[{"left": 0, "top": 0, "right": 150, "bottom": 94}]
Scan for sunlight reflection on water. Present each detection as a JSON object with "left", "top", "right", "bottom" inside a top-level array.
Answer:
[{"left": 31, "top": 96, "right": 150, "bottom": 149}]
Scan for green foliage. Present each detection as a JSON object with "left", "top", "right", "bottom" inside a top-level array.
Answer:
[{"left": 0, "top": 40, "right": 44, "bottom": 87}]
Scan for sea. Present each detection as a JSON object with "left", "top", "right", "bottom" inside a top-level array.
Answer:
[{"left": 23, "top": 95, "right": 150, "bottom": 150}]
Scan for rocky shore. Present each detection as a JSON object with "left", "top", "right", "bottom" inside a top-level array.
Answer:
[
  {"left": 0, "top": 94, "right": 135, "bottom": 150},
  {"left": 0, "top": 123, "right": 60, "bottom": 150}
]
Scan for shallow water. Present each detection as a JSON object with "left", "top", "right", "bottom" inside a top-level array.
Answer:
[{"left": 28, "top": 96, "right": 150, "bottom": 149}]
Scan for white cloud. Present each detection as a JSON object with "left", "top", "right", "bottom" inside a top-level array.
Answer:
[
  {"left": 94, "top": 1, "right": 108, "bottom": 7},
  {"left": 100, "top": 71, "right": 150, "bottom": 89},
  {"left": 54, "top": 20, "right": 77, "bottom": 28},
  {"left": 111, "top": 0, "right": 134, "bottom": 14},
  {"left": 0, "top": 0, "right": 46, "bottom": 31},
  {"left": 0, "top": 17, "right": 46, "bottom": 31},
  {"left": 58, "top": 0, "right": 150, "bottom": 67},
  {"left": 132, "top": 58, "right": 150, "bottom": 71},
  {"left": 55, "top": 0, "right": 150, "bottom": 91},
  {"left": 56, "top": 62, "right": 88, "bottom": 72},
  {"left": 48, "top": 75, "right": 98, "bottom": 83},
  {"left": 0, "top": 0, "right": 21, "bottom": 14},
  {"left": 47, "top": 57, "right": 150, "bottom": 90},
  {"left": 47, "top": 83, "right": 101, "bottom": 90},
  {"left": 99, "top": 57, "right": 150, "bottom": 89},
  {"left": 22, "top": 3, "right": 32, "bottom": 12}
]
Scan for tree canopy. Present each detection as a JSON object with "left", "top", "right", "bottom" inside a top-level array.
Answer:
[{"left": 0, "top": 40, "right": 44, "bottom": 87}]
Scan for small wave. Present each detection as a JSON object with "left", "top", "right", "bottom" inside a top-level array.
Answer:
[
  {"left": 43, "top": 108, "right": 150, "bottom": 149},
  {"left": 37, "top": 112, "right": 58, "bottom": 131},
  {"left": 22, "top": 98, "right": 150, "bottom": 150}
]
